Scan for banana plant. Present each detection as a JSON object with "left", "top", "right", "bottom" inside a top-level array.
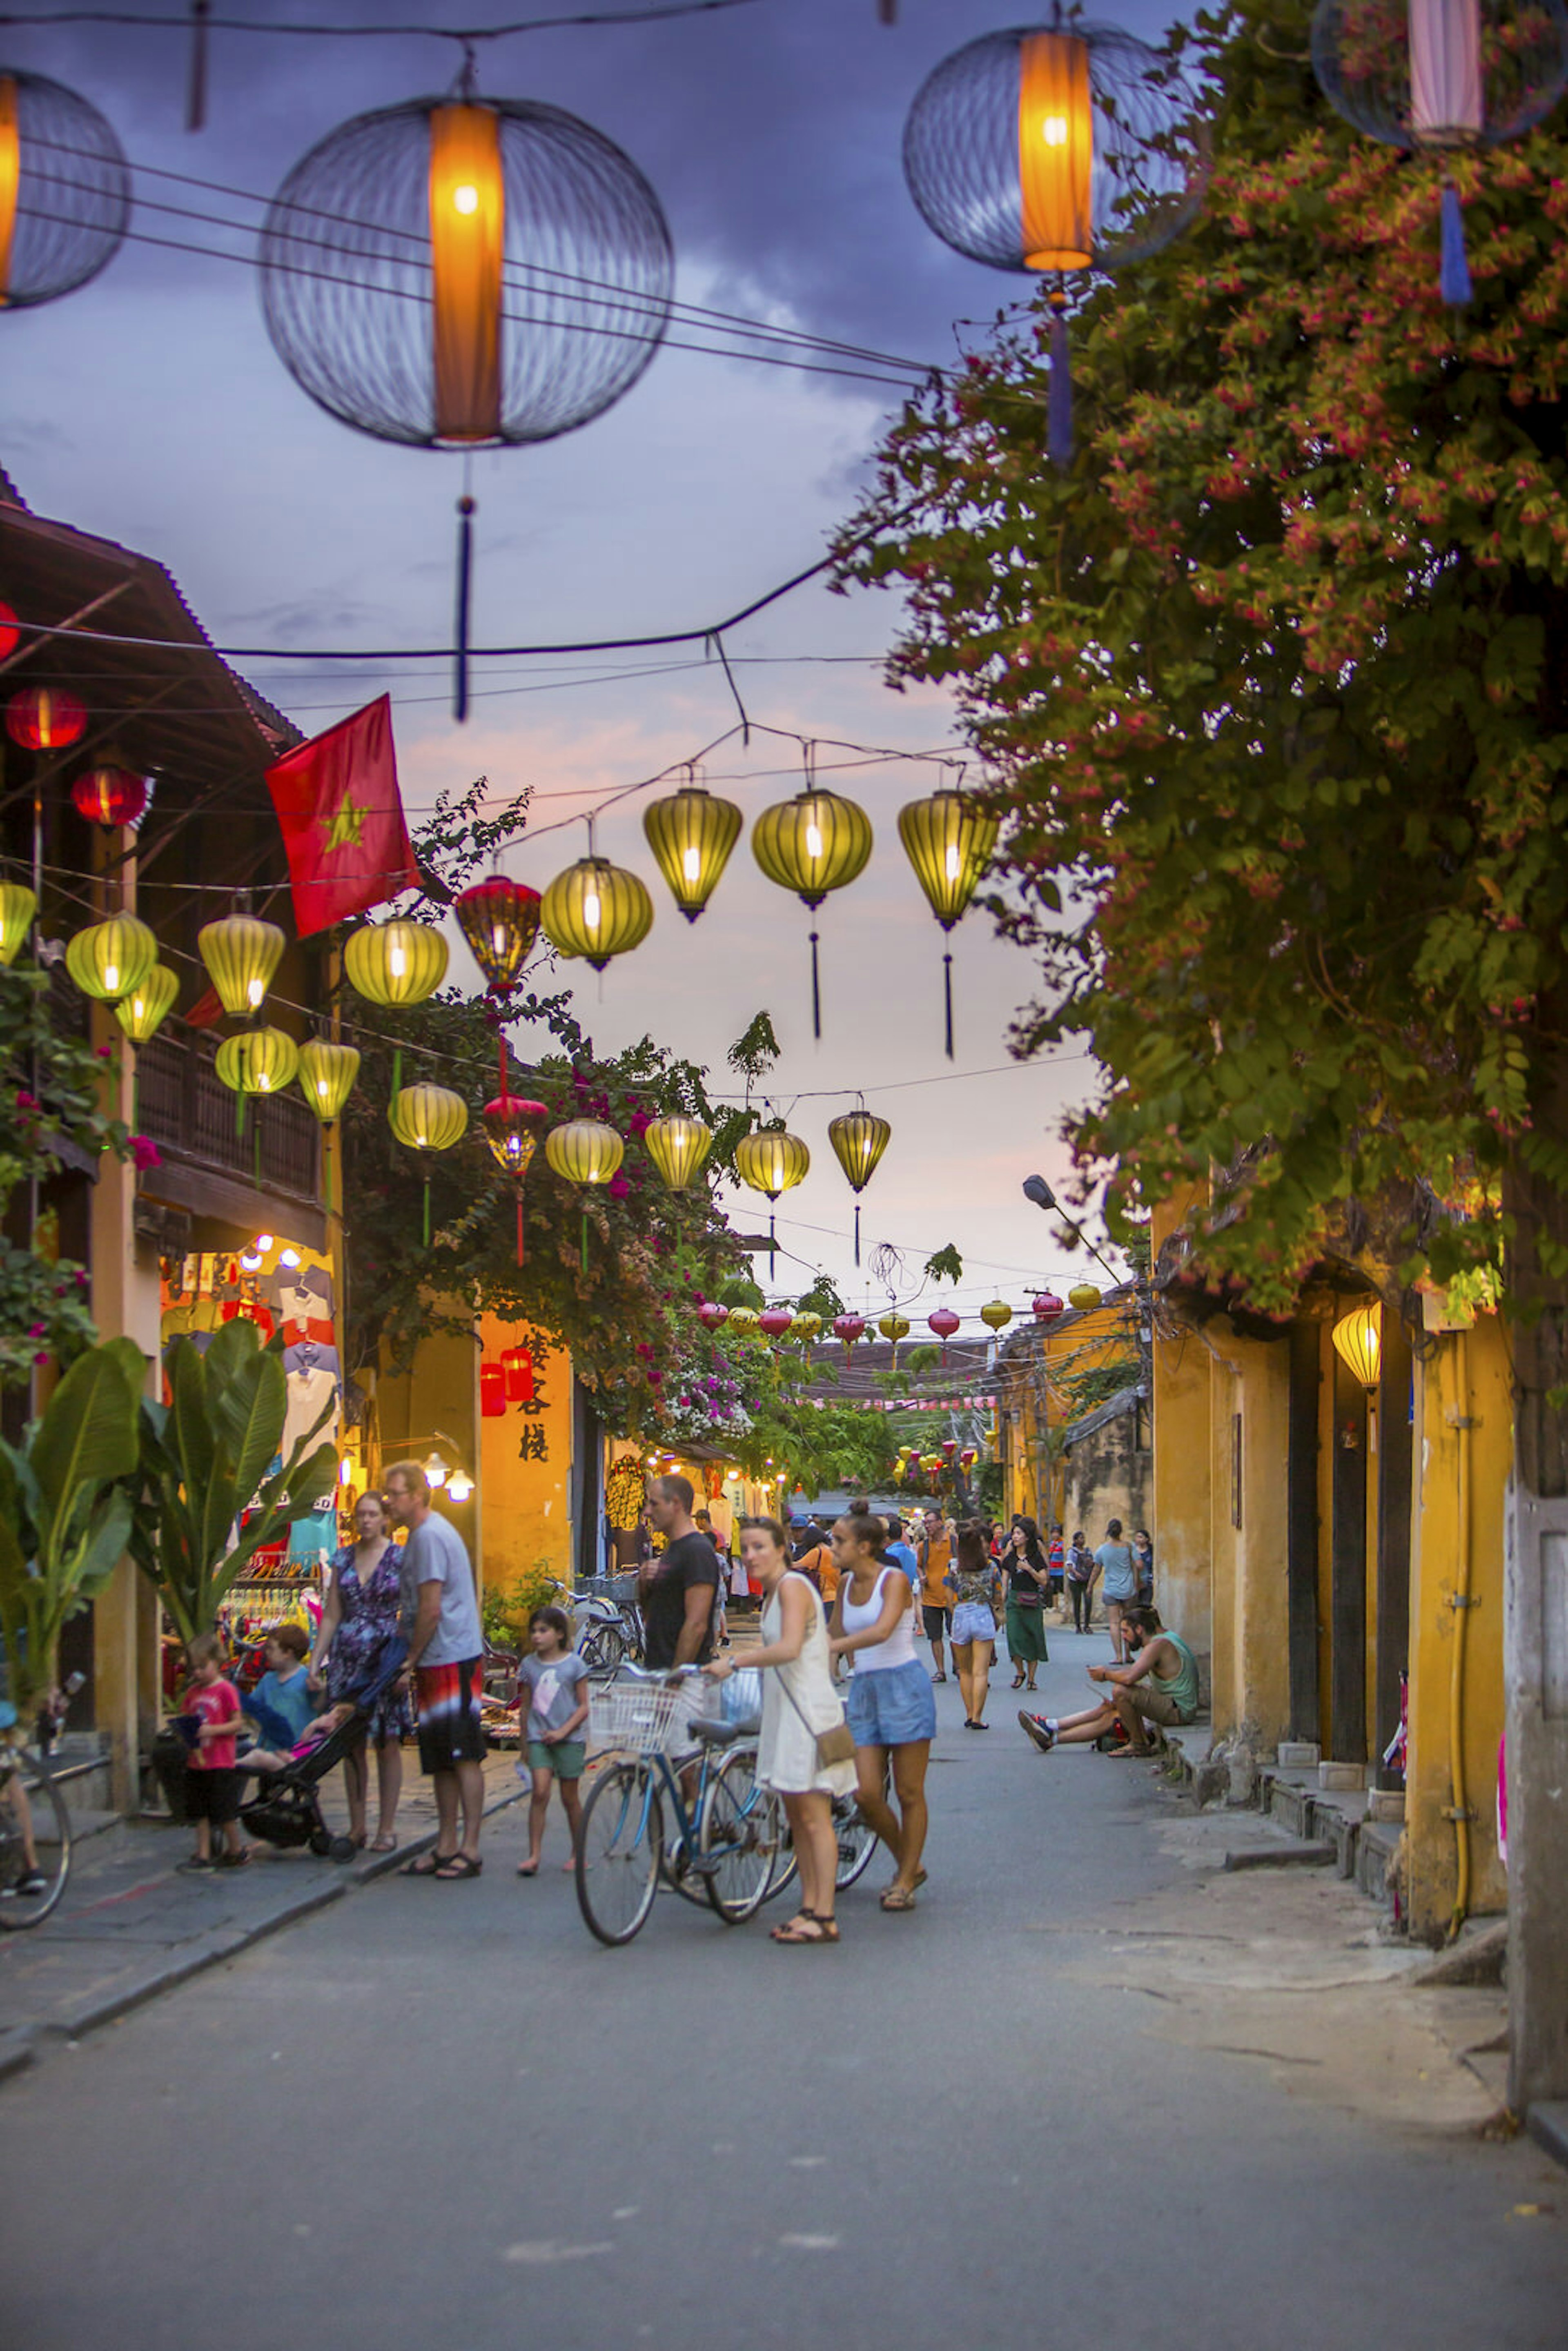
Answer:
[
  {"left": 129, "top": 1320, "right": 339, "bottom": 1647},
  {"left": 0, "top": 1338, "right": 145, "bottom": 1719}
]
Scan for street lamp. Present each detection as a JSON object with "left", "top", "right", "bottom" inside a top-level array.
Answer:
[{"left": 1021, "top": 1173, "right": 1124, "bottom": 1287}]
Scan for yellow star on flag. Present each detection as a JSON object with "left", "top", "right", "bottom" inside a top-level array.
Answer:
[{"left": 321, "top": 793, "right": 368, "bottom": 854}]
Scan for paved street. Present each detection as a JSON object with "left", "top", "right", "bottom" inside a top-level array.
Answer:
[{"left": 3, "top": 1634, "right": 1565, "bottom": 2350}]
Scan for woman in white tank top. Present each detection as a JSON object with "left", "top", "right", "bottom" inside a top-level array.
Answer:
[{"left": 829, "top": 1513, "right": 937, "bottom": 1912}]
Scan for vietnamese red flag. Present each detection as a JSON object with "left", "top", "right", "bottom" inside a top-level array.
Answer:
[{"left": 265, "top": 695, "right": 421, "bottom": 938}]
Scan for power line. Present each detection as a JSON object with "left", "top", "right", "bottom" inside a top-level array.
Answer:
[{"left": 0, "top": 2, "right": 761, "bottom": 41}]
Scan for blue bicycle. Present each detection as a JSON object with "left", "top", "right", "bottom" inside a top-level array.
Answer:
[{"left": 574, "top": 1668, "right": 786, "bottom": 1946}]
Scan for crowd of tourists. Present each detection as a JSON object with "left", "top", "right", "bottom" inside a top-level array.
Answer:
[{"left": 168, "top": 1465, "right": 1197, "bottom": 1944}]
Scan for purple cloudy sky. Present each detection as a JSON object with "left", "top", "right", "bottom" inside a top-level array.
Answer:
[{"left": 3, "top": 0, "right": 1179, "bottom": 1318}]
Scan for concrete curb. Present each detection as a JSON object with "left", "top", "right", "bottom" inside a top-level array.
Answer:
[{"left": 0, "top": 1783, "right": 524, "bottom": 2083}]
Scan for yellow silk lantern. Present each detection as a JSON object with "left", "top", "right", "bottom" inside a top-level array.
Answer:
[
  {"left": 114, "top": 965, "right": 178, "bottom": 1043},
  {"left": 0, "top": 881, "right": 37, "bottom": 966},
  {"left": 642, "top": 781, "right": 743, "bottom": 922},
  {"left": 726, "top": 1305, "right": 760, "bottom": 1336},
  {"left": 735, "top": 1127, "right": 810, "bottom": 1201},
  {"left": 343, "top": 919, "right": 449, "bottom": 1007},
  {"left": 751, "top": 780, "right": 873, "bottom": 1038},
  {"left": 828, "top": 1108, "right": 891, "bottom": 1267},
  {"left": 980, "top": 1298, "right": 1013, "bottom": 1333},
  {"left": 897, "top": 784, "right": 1002, "bottom": 1056},
  {"left": 198, "top": 913, "right": 285, "bottom": 1017},
  {"left": 644, "top": 1113, "right": 712, "bottom": 1189},
  {"left": 1068, "top": 1282, "right": 1101, "bottom": 1312},
  {"left": 541, "top": 855, "right": 653, "bottom": 972},
  {"left": 791, "top": 1310, "right": 823, "bottom": 1346},
  {"left": 546, "top": 1117, "right": 625, "bottom": 1270},
  {"left": 65, "top": 914, "right": 156, "bottom": 1003},
  {"left": 1331, "top": 1303, "right": 1381, "bottom": 1391},
  {"left": 298, "top": 1040, "right": 360, "bottom": 1124},
  {"left": 389, "top": 1081, "right": 469, "bottom": 1244},
  {"left": 216, "top": 1028, "right": 300, "bottom": 1098}
]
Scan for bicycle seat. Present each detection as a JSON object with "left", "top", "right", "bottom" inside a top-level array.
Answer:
[{"left": 688, "top": 1712, "right": 762, "bottom": 1746}]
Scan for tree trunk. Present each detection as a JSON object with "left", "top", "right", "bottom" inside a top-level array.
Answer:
[{"left": 1503, "top": 1020, "right": 1568, "bottom": 2115}]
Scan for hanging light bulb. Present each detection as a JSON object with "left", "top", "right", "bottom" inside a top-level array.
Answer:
[{"left": 423, "top": 1450, "right": 450, "bottom": 1491}]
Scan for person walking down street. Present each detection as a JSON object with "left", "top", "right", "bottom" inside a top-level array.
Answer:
[
  {"left": 309, "top": 1491, "right": 412, "bottom": 1852},
  {"left": 514, "top": 1606, "right": 591, "bottom": 1877},
  {"left": 790, "top": 1518, "right": 840, "bottom": 1614},
  {"left": 946, "top": 1522, "right": 1001, "bottom": 1728},
  {"left": 1046, "top": 1524, "right": 1066, "bottom": 1608},
  {"left": 706, "top": 1516, "right": 854, "bottom": 1946},
  {"left": 640, "top": 1476, "right": 719, "bottom": 1668},
  {"left": 387, "top": 1460, "right": 486, "bottom": 1881},
  {"left": 1096, "top": 1518, "right": 1141, "bottom": 1662},
  {"left": 1002, "top": 1518, "right": 1051, "bottom": 1691},
  {"left": 1019, "top": 1607, "right": 1201, "bottom": 1755},
  {"left": 1132, "top": 1528, "right": 1155, "bottom": 1607},
  {"left": 916, "top": 1509, "right": 956, "bottom": 1683},
  {"left": 829, "top": 1512, "right": 936, "bottom": 1912},
  {"left": 696, "top": 1511, "right": 731, "bottom": 1650},
  {"left": 1065, "top": 1529, "right": 1097, "bottom": 1635}
]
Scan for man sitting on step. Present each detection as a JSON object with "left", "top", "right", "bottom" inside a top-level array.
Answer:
[{"left": 1018, "top": 1607, "right": 1201, "bottom": 1756}]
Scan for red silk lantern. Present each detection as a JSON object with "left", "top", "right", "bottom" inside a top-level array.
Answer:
[
  {"left": 1032, "top": 1291, "right": 1064, "bottom": 1323},
  {"left": 759, "top": 1308, "right": 795, "bottom": 1342},
  {"left": 960, "top": 1447, "right": 978, "bottom": 1467},
  {"left": 480, "top": 1363, "right": 506, "bottom": 1417},
  {"left": 455, "top": 875, "right": 541, "bottom": 995},
  {"left": 483, "top": 1091, "right": 548, "bottom": 1267},
  {"left": 500, "top": 1343, "right": 535, "bottom": 1403},
  {"left": 833, "top": 1312, "right": 866, "bottom": 1360},
  {"left": 71, "top": 763, "right": 151, "bottom": 829},
  {"left": 7, "top": 685, "right": 87, "bottom": 750},
  {"left": 0, "top": 602, "right": 18, "bottom": 658},
  {"left": 928, "top": 1305, "right": 960, "bottom": 1361},
  {"left": 941, "top": 1437, "right": 958, "bottom": 1456},
  {"left": 698, "top": 1300, "right": 729, "bottom": 1331}
]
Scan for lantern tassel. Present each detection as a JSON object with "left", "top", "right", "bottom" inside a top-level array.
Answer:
[
  {"left": 235, "top": 1086, "right": 244, "bottom": 1142},
  {"left": 254, "top": 1109, "right": 261, "bottom": 1194},
  {"left": 854, "top": 1202, "right": 862, "bottom": 1269},
  {"left": 581, "top": 1207, "right": 588, "bottom": 1275},
  {"left": 1048, "top": 303, "right": 1073, "bottom": 469},
  {"left": 187, "top": 0, "right": 210, "bottom": 132},
  {"left": 809, "top": 926, "right": 822, "bottom": 1041},
  {"left": 390, "top": 1046, "right": 401, "bottom": 1109},
  {"left": 516, "top": 1189, "right": 525, "bottom": 1271},
  {"left": 423, "top": 1174, "right": 432, "bottom": 1249},
  {"left": 1440, "top": 181, "right": 1472, "bottom": 306},
  {"left": 942, "top": 949, "right": 954, "bottom": 1061},
  {"left": 454, "top": 493, "right": 475, "bottom": 723}
]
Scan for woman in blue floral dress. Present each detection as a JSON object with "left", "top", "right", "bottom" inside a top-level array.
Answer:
[{"left": 307, "top": 1492, "right": 412, "bottom": 1850}]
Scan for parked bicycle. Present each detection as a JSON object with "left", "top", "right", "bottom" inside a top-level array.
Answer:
[
  {"left": 574, "top": 1666, "right": 785, "bottom": 1946},
  {"left": 0, "top": 1739, "right": 70, "bottom": 1929}
]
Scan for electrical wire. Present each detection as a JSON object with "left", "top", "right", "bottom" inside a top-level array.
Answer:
[{"left": 0, "top": 2, "right": 761, "bottom": 40}]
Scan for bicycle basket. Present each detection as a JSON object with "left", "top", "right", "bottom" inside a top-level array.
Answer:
[
  {"left": 609, "top": 1572, "right": 642, "bottom": 1609},
  {"left": 588, "top": 1676, "right": 718, "bottom": 1756}
]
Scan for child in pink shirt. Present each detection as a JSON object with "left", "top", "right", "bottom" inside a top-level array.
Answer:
[{"left": 180, "top": 1634, "right": 247, "bottom": 1872}]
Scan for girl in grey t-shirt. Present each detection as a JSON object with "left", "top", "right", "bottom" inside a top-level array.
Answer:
[
  {"left": 1095, "top": 1519, "right": 1140, "bottom": 1662},
  {"left": 514, "top": 1607, "right": 591, "bottom": 1877}
]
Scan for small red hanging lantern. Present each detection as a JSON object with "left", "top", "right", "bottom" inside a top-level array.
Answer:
[
  {"left": 697, "top": 1300, "right": 730, "bottom": 1332},
  {"left": 960, "top": 1446, "right": 978, "bottom": 1468},
  {"left": 480, "top": 1363, "right": 507, "bottom": 1417},
  {"left": 71, "top": 762, "right": 151, "bottom": 829},
  {"left": 7, "top": 685, "right": 87, "bottom": 751},
  {"left": 929, "top": 1305, "right": 961, "bottom": 1361},
  {"left": 455, "top": 876, "right": 542, "bottom": 995},
  {"left": 482, "top": 1091, "right": 548, "bottom": 1267},
  {"left": 833, "top": 1312, "right": 866, "bottom": 1360},
  {"left": 941, "top": 1437, "right": 958, "bottom": 1456},
  {"left": 0, "top": 603, "right": 19, "bottom": 658},
  {"left": 1032, "top": 1291, "right": 1065, "bottom": 1324},
  {"left": 759, "top": 1307, "right": 795, "bottom": 1342},
  {"left": 500, "top": 1343, "right": 535, "bottom": 1403}
]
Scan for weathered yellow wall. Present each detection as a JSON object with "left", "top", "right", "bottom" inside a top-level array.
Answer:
[
  {"left": 475, "top": 1317, "right": 577, "bottom": 1598},
  {"left": 376, "top": 1317, "right": 482, "bottom": 1591},
  {"left": 1150, "top": 1192, "right": 1213, "bottom": 1670},
  {"left": 1233, "top": 1331, "right": 1292, "bottom": 1748},
  {"left": 1406, "top": 1318, "right": 1509, "bottom": 1938}
]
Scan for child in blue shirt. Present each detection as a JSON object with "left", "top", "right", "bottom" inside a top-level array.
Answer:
[{"left": 249, "top": 1625, "right": 316, "bottom": 1749}]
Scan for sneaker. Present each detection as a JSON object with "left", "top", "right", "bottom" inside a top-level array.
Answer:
[
  {"left": 1, "top": 1870, "right": 47, "bottom": 1898},
  {"left": 1018, "top": 1711, "right": 1055, "bottom": 1753}
]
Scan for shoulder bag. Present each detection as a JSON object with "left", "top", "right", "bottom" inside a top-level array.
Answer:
[{"left": 773, "top": 1581, "right": 856, "bottom": 1765}]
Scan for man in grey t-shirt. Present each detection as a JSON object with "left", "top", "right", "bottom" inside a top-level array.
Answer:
[{"left": 385, "top": 1459, "right": 486, "bottom": 1879}]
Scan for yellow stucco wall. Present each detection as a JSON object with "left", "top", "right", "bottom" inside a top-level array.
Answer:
[
  {"left": 375, "top": 1318, "right": 482, "bottom": 1590},
  {"left": 1150, "top": 1190, "right": 1214, "bottom": 1672},
  {"left": 475, "top": 1318, "right": 577, "bottom": 1598}
]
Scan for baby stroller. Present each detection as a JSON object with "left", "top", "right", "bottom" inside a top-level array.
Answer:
[{"left": 239, "top": 1639, "right": 407, "bottom": 1863}]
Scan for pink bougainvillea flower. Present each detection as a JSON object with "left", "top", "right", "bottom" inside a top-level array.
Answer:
[
  {"left": 608, "top": 1173, "right": 630, "bottom": 1201},
  {"left": 129, "top": 1134, "right": 163, "bottom": 1171}
]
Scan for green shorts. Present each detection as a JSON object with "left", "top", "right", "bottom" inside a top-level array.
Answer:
[{"left": 526, "top": 1738, "right": 586, "bottom": 1779}]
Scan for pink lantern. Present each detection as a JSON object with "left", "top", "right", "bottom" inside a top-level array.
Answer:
[
  {"left": 941, "top": 1437, "right": 958, "bottom": 1456},
  {"left": 960, "top": 1447, "right": 978, "bottom": 1467},
  {"left": 698, "top": 1300, "right": 730, "bottom": 1331},
  {"left": 759, "top": 1308, "right": 795, "bottom": 1342},
  {"left": 928, "top": 1305, "right": 960, "bottom": 1361},
  {"left": 833, "top": 1313, "right": 866, "bottom": 1359},
  {"left": 1032, "top": 1291, "right": 1065, "bottom": 1324}
]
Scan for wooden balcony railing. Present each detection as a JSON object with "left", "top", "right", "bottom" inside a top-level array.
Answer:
[{"left": 136, "top": 1030, "right": 320, "bottom": 1204}]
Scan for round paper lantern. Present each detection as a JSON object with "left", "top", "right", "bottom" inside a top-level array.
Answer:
[
  {"left": 541, "top": 855, "right": 653, "bottom": 972},
  {"left": 65, "top": 914, "right": 156, "bottom": 1003},
  {"left": 481, "top": 1091, "right": 547, "bottom": 1176},
  {"left": 114, "top": 965, "right": 178, "bottom": 1044},
  {"left": 727, "top": 1305, "right": 761, "bottom": 1335},
  {"left": 216, "top": 1027, "right": 300, "bottom": 1097},
  {"left": 1068, "top": 1282, "right": 1101, "bottom": 1311},
  {"left": 1331, "top": 1302, "right": 1382, "bottom": 1391},
  {"left": 260, "top": 94, "right": 673, "bottom": 451},
  {"left": 960, "top": 1447, "right": 978, "bottom": 1468},
  {"left": 644, "top": 1113, "right": 712, "bottom": 1190},
  {"left": 698, "top": 1300, "right": 730, "bottom": 1331},
  {"left": 751, "top": 785, "right": 873, "bottom": 1038},
  {"left": 735, "top": 1127, "right": 811, "bottom": 1201},
  {"left": 833, "top": 1312, "right": 867, "bottom": 1359},
  {"left": 1312, "top": 0, "right": 1568, "bottom": 298},
  {"left": 903, "top": 23, "right": 1207, "bottom": 462},
  {"left": 71, "top": 763, "right": 151, "bottom": 830},
  {"left": 642, "top": 782, "right": 743, "bottom": 922},
  {"left": 0, "top": 71, "right": 129, "bottom": 309},
  {"left": 759, "top": 1307, "right": 795, "bottom": 1342},
  {"left": 828, "top": 1108, "right": 891, "bottom": 1267},
  {"left": 343, "top": 918, "right": 449, "bottom": 1006},
  {"left": 897, "top": 786, "right": 1002, "bottom": 1055},
  {"left": 455, "top": 875, "right": 541, "bottom": 995},
  {"left": 389, "top": 1082, "right": 469, "bottom": 1152},
  {"left": 980, "top": 1298, "right": 1013, "bottom": 1332},
  {"left": 0, "top": 881, "right": 36, "bottom": 966},
  {"left": 1033, "top": 1290, "right": 1065, "bottom": 1324},
  {"left": 298, "top": 1039, "right": 360, "bottom": 1124},
  {"left": 0, "top": 603, "right": 17, "bottom": 659},
  {"left": 7, "top": 685, "right": 87, "bottom": 751},
  {"left": 198, "top": 914, "right": 285, "bottom": 1017},
  {"left": 543, "top": 1118, "right": 623, "bottom": 1187},
  {"left": 928, "top": 1305, "right": 961, "bottom": 1361},
  {"left": 879, "top": 1312, "right": 911, "bottom": 1345}
]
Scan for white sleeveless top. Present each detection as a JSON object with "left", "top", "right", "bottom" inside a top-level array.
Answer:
[{"left": 840, "top": 1565, "right": 918, "bottom": 1674}]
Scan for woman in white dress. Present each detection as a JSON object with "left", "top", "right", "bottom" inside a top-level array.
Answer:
[{"left": 705, "top": 1515, "right": 854, "bottom": 1946}]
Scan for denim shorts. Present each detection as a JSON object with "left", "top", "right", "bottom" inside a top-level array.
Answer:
[
  {"left": 950, "top": 1602, "right": 996, "bottom": 1645},
  {"left": 846, "top": 1660, "right": 937, "bottom": 1749}
]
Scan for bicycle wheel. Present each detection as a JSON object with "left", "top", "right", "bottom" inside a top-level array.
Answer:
[
  {"left": 762, "top": 1810, "right": 800, "bottom": 1905},
  {"left": 700, "top": 1746, "right": 786, "bottom": 1924},
  {"left": 578, "top": 1625, "right": 623, "bottom": 1678},
  {"left": 833, "top": 1795, "right": 878, "bottom": 1890},
  {"left": 0, "top": 1750, "right": 71, "bottom": 1930},
  {"left": 575, "top": 1760, "right": 662, "bottom": 1946}
]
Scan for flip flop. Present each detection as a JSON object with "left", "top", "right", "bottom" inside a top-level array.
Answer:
[
  {"left": 398, "top": 1850, "right": 453, "bottom": 1877},
  {"left": 880, "top": 1884, "right": 918, "bottom": 1912},
  {"left": 516, "top": 1861, "right": 539, "bottom": 1878},
  {"left": 434, "top": 1854, "right": 483, "bottom": 1879},
  {"left": 370, "top": 1833, "right": 398, "bottom": 1852}
]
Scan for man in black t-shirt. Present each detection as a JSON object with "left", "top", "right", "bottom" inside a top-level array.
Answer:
[{"left": 640, "top": 1474, "right": 719, "bottom": 1669}]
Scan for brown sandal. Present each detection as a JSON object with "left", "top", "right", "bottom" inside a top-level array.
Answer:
[
  {"left": 880, "top": 1884, "right": 918, "bottom": 1911},
  {"left": 770, "top": 1910, "right": 839, "bottom": 1944}
]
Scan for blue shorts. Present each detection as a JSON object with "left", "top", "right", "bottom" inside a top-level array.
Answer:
[
  {"left": 950, "top": 1602, "right": 996, "bottom": 1645},
  {"left": 846, "top": 1660, "right": 937, "bottom": 1749}
]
